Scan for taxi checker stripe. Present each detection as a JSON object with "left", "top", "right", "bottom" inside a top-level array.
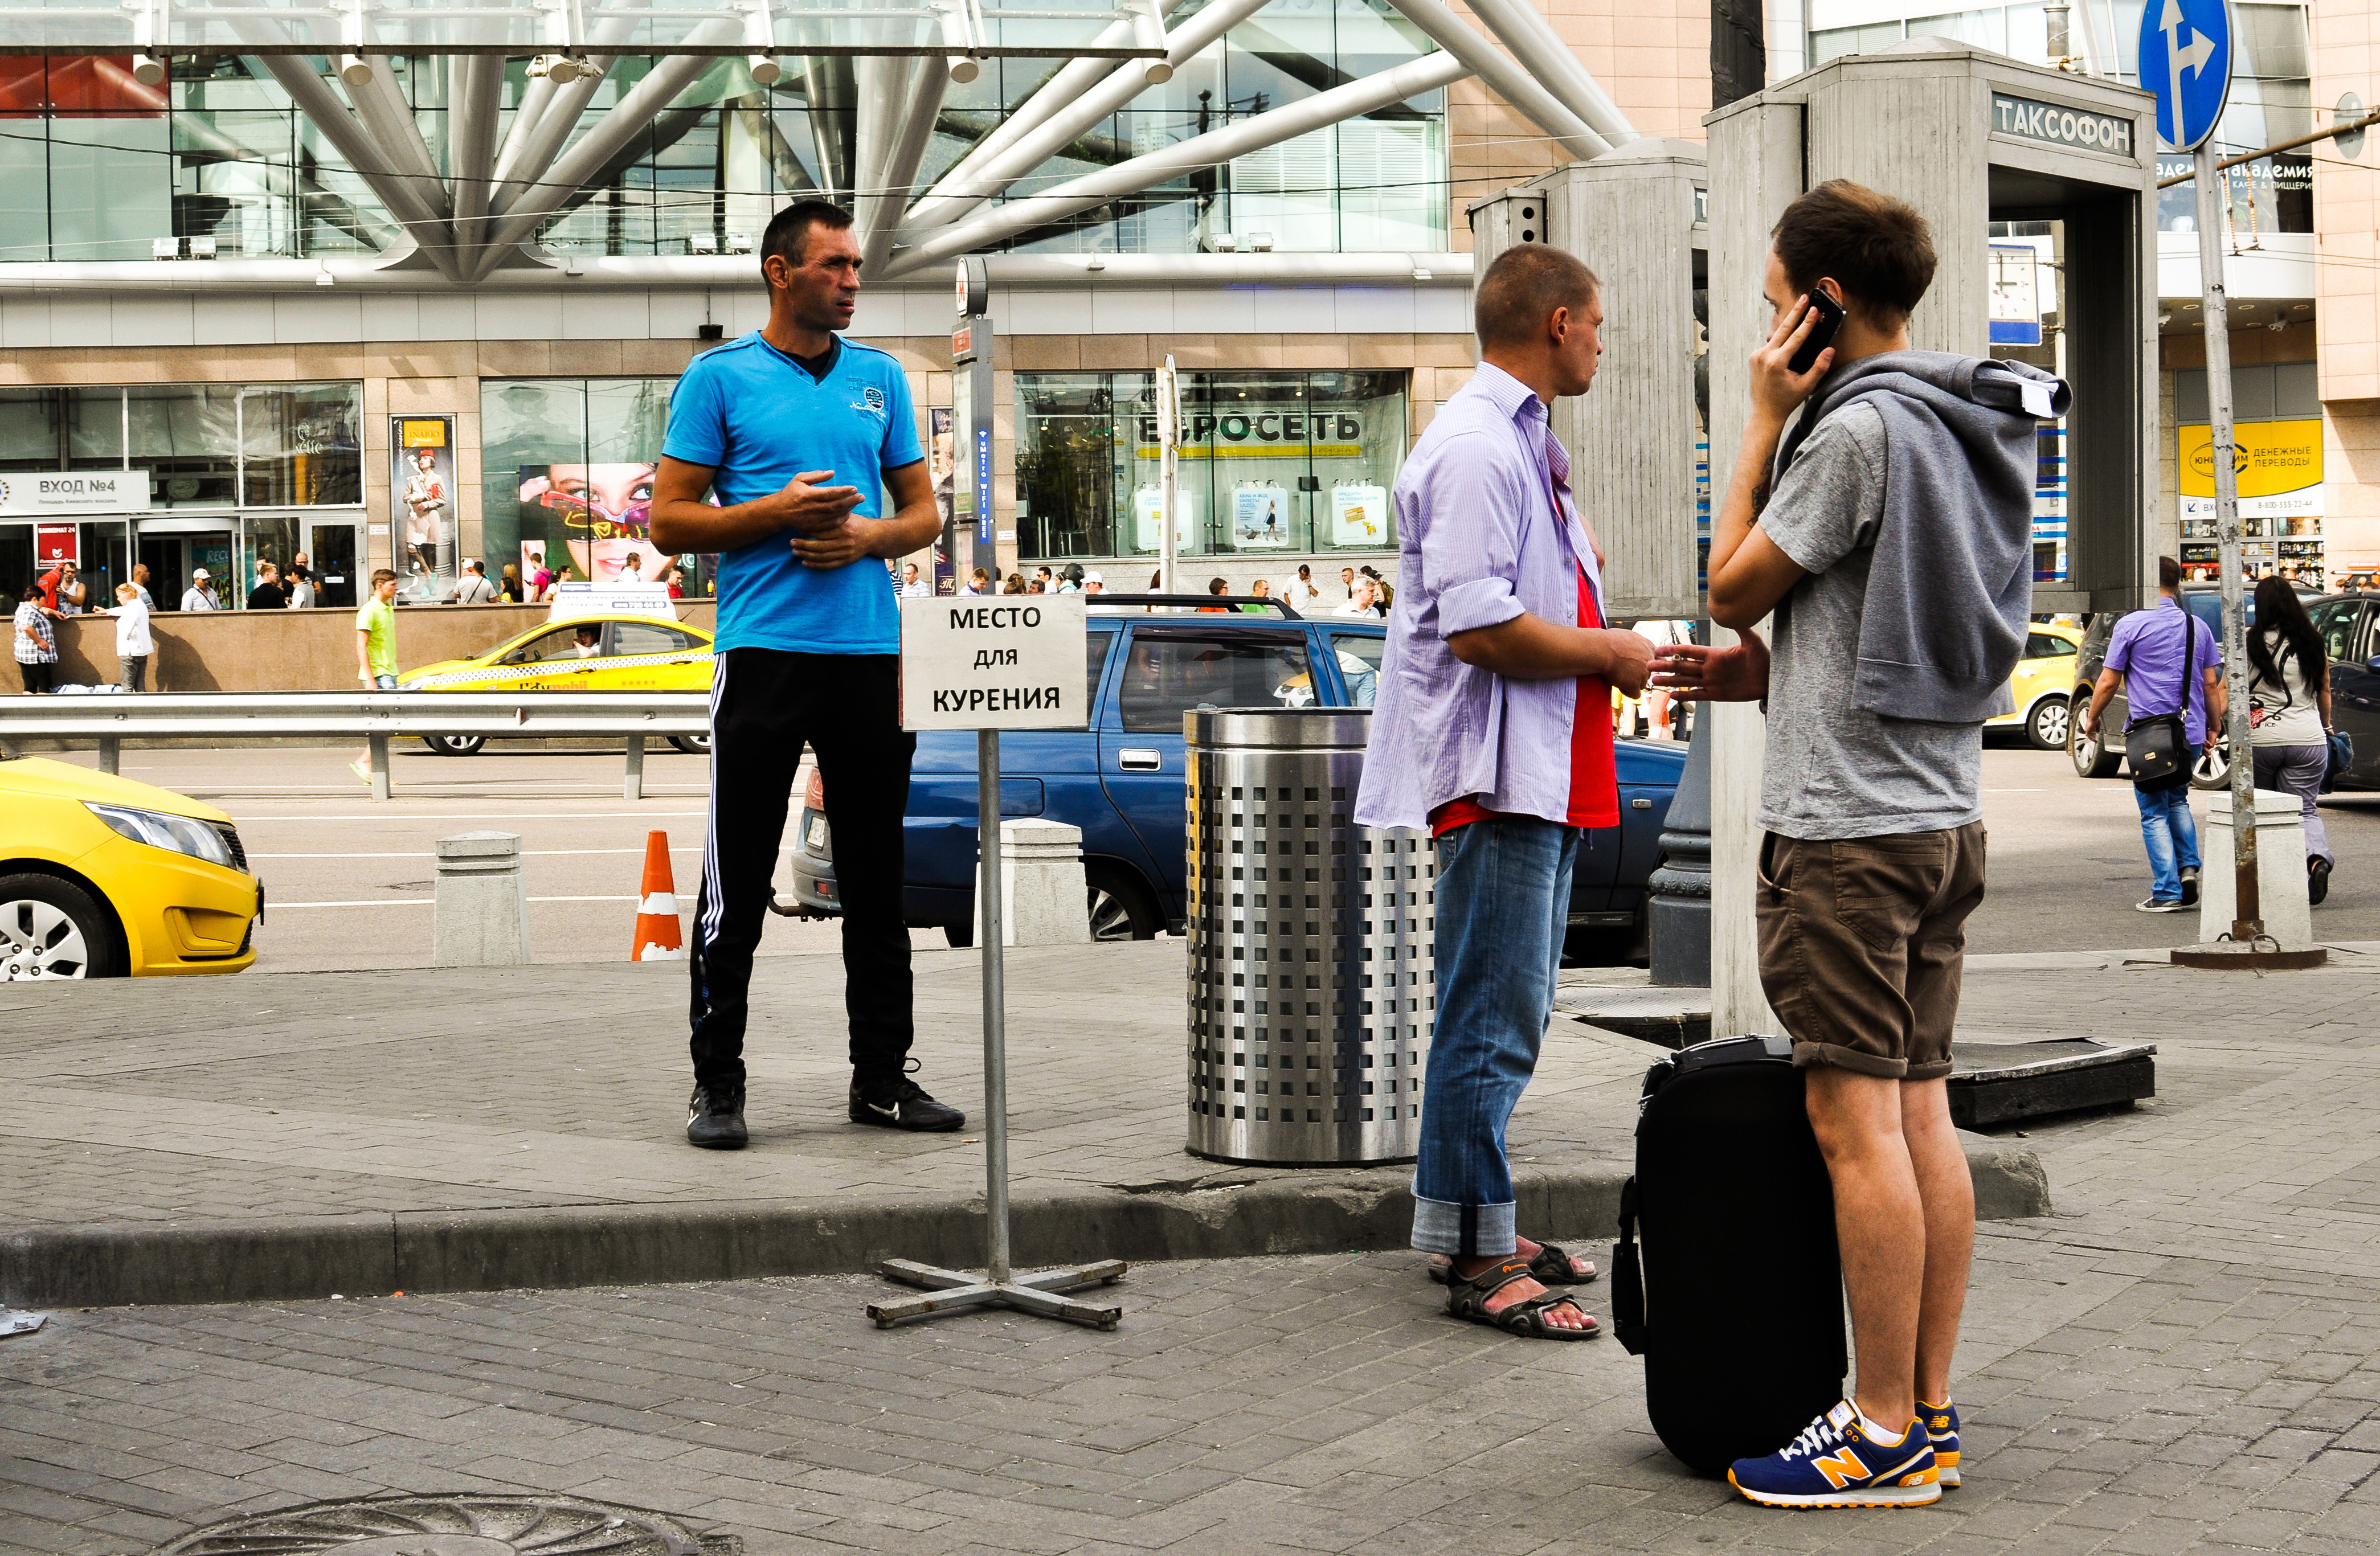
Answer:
[{"left": 407, "top": 650, "right": 712, "bottom": 690}]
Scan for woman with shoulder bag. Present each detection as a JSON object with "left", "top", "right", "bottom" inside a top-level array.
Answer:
[{"left": 2246, "top": 577, "right": 2339, "bottom": 903}]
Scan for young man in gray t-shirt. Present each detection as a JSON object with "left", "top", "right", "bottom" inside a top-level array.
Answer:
[{"left": 1657, "top": 180, "right": 2049, "bottom": 1511}]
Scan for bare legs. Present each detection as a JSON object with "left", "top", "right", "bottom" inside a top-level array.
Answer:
[{"left": 1803, "top": 1069, "right": 1973, "bottom": 1433}]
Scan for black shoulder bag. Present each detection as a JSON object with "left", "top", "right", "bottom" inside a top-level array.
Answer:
[{"left": 2126, "top": 612, "right": 2200, "bottom": 791}]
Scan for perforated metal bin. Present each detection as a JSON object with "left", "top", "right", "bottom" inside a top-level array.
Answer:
[{"left": 1183, "top": 707, "right": 1435, "bottom": 1165}]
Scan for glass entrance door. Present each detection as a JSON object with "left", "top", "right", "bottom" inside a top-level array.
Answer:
[{"left": 309, "top": 521, "right": 358, "bottom": 608}]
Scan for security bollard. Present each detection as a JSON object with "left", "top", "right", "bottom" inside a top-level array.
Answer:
[
  {"left": 433, "top": 830, "right": 531, "bottom": 966},
  {"left": 974, "top": 818, "right": 1091, "bottom": 948}
]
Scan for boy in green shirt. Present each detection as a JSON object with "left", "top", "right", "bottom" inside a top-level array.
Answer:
[{"left": 351, "top": 569, "right": 399, "bottom": 784}]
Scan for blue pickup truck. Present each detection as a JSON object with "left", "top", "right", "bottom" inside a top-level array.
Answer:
[{"left": 784, "top": 600, "right": 1686, "bottom": 953}]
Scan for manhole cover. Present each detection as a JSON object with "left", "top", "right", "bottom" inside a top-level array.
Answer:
[{"left": 150, "top": 1496, "right": 737, "bottom": 1556}]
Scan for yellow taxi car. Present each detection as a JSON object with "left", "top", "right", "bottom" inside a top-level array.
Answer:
[
  {"left": 0, "top": 753, "right": 260, "bottom": 979},
  {"left": 1985, "top": 621, "right": 2083, "bottom": 749},
  {"left": 398, "top": 612, "right": 715, "bottom": 755}
]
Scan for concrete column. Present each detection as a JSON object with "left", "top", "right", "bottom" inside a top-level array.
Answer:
[
  {"left": 434, "top": 830, "right": 532, "bottom": 966},
  {"left": 2202, "top": 789, "right": 2312, "bottom": 947},
  {"left": 975, "top": 818, "right": 1091, "bottom": 948},
  {"left": 1703, "top": 92, "right": 1803, "bottom": 1039}
]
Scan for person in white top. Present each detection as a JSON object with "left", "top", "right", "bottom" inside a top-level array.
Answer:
[
  {"left": 2245, "top": 575, "right": 2338, "bottom": 902},
  {"left": 129, "top": 563, "right": 155, "bottom": 608},
  {"left": 448, "top": 559, "right": 498, "bottom": 605},
  {"left": 180, "top": 570, "right": 220, "bottom": 611},
  {"left": 1332, "top": 577, "right": 1384, "bottom": 618},
  {"left": 106, "top": 582, "right": 154, "bottom": 690},
  {"left": 898, "top": 562, "right": 931, "bottom": 596}
]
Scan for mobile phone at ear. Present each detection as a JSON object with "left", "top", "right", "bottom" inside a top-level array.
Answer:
[{"left": 1787, "top": 290, "right": 1846, "bottom": 375}]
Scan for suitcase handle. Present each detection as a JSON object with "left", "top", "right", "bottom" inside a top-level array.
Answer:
[{"left": 1612, "top": 1176, "right": 1646, "bottom": 1355}]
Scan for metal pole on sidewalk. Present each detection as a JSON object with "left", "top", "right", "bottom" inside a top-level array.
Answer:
[
  {"left": 866, "top": 723, "right": 1125, "bottom": 1328},
  {"left": 978, "top": 727, "right": 1011, "bottom": 1287},
  {"left": 1158, "top": 354, "right": 1181, "bottom": 596},
  {"left": 2196, "top": 137, "right": 2259, "bottom": 940}
]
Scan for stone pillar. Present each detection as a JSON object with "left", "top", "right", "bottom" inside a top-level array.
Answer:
[
  {"left": 976, "top": 818, "right": 1090, "bottom": 948},
  {"left": 2201, "top": 789, "right": 2312, "bottom": 947},
  {"left": 434, "top": 830, "right": 531, "bottom": 966}
]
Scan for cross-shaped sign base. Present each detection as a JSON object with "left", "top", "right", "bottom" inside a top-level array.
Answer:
[{"left": 866, "top": 1258, "right": 1127, "bottom": 1330}]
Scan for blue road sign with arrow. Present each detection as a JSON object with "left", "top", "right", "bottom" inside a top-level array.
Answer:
[{"left": 2139, "top": 0, "right": 2232, "bottom": 151}]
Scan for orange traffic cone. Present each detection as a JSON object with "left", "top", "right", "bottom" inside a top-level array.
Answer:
[{"left": 633, "top": 830, "right": 685, "bottom": 962}]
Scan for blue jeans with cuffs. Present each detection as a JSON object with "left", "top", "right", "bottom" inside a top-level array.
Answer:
[
  {"left": 1412, "top": 816, "right": 1576, "bottom": 1258},
  {"left": 2134, "top": 783, "right": 2199, "bottom": 903}
]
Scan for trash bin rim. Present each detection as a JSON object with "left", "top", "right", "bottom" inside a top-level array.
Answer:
[{"left": 1185, "top": 706, "right": 1373, "bottom": 751}]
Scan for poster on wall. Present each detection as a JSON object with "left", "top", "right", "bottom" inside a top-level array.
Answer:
[
  {"left": 1329, "top": 484, "right": 1387, "bottom": 548},
  {"left": 2178, "top": 419, "right": 2324, "bottom": 579},
  {"left": 516, "top": 464, "right": 670, "bottom": 585},
  {"left": 930, "top": 407, "right": 958, "bottom": 593},
  {"left": 34, "top": 523, "right": 79, "bottom": 567},
  {"left": 392, "top": 416, "right": 456, "bottom": 600},
  {"left": 1231, "top": 482, "right": 1293, "bottom": 549},
  {"left": 1132, "top": 485, "right": 1201, "bottom": 554}
]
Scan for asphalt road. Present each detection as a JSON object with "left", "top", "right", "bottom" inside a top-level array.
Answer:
[{"left": 30, "top": 735, "right": 2380, "bottom": 972}]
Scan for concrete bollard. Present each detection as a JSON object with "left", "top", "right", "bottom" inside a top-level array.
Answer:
[
  {"left": 2201, "top": 788, "right": 2312, "bottom": 947},
  {"left": 975, "top": 817, "right": 1091, "bottom": 948},
  {"left": 434, "top": 831, "right": 532, "bottom": 966}
]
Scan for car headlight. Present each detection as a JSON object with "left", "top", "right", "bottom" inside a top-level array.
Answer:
[{"left": 85, "top": 802, "right": 237, "bottom": 870}]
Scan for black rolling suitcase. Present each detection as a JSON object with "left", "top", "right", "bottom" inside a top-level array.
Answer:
[{"left": 1609, "top": 1033, "right": 1847, "bottom": 1476}]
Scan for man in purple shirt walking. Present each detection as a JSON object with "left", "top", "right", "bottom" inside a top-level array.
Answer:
[
  {"left": 2080, "top": 556, "right": 2226, "bottom": 911},
  {"left": 1355, "top": 244, "right": 1653, "bottom": 1341}
]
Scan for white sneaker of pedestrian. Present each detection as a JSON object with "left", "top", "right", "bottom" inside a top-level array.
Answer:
[{"left": 2136, "top": 896, "right": 2187, "bottom": 914}]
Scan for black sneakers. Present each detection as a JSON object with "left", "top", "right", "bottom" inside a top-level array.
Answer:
[
  {"left": 2311, "top": 857, "right": 2333, "bottom": 906},
  {"left": 850, "top": 1063, "right": 966, "bottom": 1132},
  {"left": 2179, "top": 865, "right": 2202, "bottom": 907},
  {"left": 686, "top": 1084, "right": 748, "bottom": 1149}
]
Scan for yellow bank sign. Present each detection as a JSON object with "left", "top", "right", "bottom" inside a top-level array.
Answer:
[{"left": 2178, "top": 419, "right": 2322, "bottom": 500}]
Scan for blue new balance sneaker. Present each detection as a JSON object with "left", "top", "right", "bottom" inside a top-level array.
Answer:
[
  {"left": 1917, "top": 1398, "right": 1960, "bottom": 1488},
  {"left": 1728, "top": 1400, "right": 1941, "bottom": 1509}
]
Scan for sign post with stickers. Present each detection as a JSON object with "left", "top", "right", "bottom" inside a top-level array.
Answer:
[{"left": 865, "top": 595, "right": 1126, "bottom": 1330}]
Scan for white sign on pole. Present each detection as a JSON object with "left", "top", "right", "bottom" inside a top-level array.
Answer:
[{"left": 899, "top": 596, "right": 1090, "bottom": 731}]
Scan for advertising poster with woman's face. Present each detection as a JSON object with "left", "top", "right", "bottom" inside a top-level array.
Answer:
[{"left": 517, "top": 464, "right": 668, "bottom": 584}]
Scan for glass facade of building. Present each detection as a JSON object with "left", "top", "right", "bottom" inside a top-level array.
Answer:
[
  {"left": 0, "top": 382, "right": 362, "bottom": 612},
  {"left": 0, "top": 0, "right": 1447, "bottom": 264},
  {"left": 480, "top": 377, "right": 680, "bottom": 592},
  {"left": 1810, "top": 3, "right": 2315, "bottom": 236},
  {"left": 1016, "top": 369, "right": 1408, "bottom": 561}
]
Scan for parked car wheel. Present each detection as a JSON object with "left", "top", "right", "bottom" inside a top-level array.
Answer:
[
  {"left": 0, "top": 873, "right": 124, "bottom": 980},
  {"left": 422, "top": 734, "right": 485, "bottom": 756},
  {"left": 1086, "top": 865, "right": 1162, "bottom": 942},
  {"left": 670, "top": 734, "right": 711, "bottom": 756},
  {"left": 2070, "top": 694, "right": 2122, "bottom": 778},
  {"left": 2027, "top": 695, "right": 2071, "bottom": 751}
]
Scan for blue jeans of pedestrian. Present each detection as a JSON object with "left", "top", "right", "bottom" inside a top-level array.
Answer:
[
  {"left": 1412, "top": 816, "right": 1576, "bottom": 1258},
  {"left": 2134, "top": 783, "right": 2199, "bottom": 903}
]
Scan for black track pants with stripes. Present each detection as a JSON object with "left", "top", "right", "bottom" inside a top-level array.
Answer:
[{"left": 689, "top": 647, "right": 916, "bottom": 1095}]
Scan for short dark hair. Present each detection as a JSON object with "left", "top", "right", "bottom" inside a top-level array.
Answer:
[
  {"left": 761, "top": 199, "right": 855, "bottom": 280},
  {"left": 1208, "top": 576, "right": 1228, "bottom": 595},
  {"left": 1475, "top": 245, "right": 1600, "bottom": 350},
  {"left": 1770, "top": 179, "right": 1936, "bottom": 324},
  {"left": 2158, "top": 554, "right": 2182, "bottom": 589}
]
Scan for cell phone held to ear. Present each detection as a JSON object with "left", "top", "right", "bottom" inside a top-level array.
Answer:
[{"left": 1787, "top": 291, "right": 1845, "bottom": 376}]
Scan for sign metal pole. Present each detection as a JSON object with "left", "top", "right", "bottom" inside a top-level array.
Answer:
[
  {"left": 867, "top": 388, "right": 1125, "bottom": 1328},
  {"left": 1158, "top": 354, "right": 1180, "bottom": 595}
]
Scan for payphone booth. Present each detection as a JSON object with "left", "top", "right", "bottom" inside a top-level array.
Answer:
[
  {"left": 1708, "top": 38, "right": 2160, "bottom": 618},
  {"left": 1702, "top": 38, "right": 2161, "bottom": 1030}
]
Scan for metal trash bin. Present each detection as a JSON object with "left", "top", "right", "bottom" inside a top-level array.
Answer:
[{"left": 1183, "top": 708, "right": 1434, "bottom": 1165}]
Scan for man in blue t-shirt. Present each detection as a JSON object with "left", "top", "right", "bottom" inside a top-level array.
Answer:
[{"left": 651, "top": 198, "right": 956, "bottom": 1149}]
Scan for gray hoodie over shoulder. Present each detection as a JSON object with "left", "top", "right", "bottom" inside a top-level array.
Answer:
[{"left": 1772, "top": 350, "right": 2071, "bottom": 724}]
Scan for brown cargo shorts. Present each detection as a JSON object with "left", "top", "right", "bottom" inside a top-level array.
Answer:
[{"left": 1755, "top": 821, "right": 1986, "bottom": 1082}]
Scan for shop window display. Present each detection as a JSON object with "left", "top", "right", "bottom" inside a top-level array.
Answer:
[
  {"left": 1017, "top": 369, "right": 1406, "bottom": 562},
  {"left": 482, "top": 377, "right": 694, "bottom": 593}
]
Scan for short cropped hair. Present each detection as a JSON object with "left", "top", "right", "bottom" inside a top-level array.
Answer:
[
  {"left": 1475, "top": 245, "right": 1600, "bottom": 350},
  {"left": 2159, "top": 555, "right": 2182, "bottom": 589},
  {"left": 1770, "top": 179, "right": 1937, "bottom": 323},
  {"left": 369, "top": 568, "right": 398, "bottom": 588},
  {"left": 761, "top": 199, "right": 855, "bottom": 280}
]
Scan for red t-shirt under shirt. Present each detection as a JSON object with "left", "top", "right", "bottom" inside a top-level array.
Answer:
[{"left": 1429, "top": 563, "right": 1620, "bottom": 837}]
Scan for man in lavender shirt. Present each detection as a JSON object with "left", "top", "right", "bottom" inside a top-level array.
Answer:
[
  {"left": 1355, "top": 244, "right": 1653, "bottom": 1340},
  {"left": 2080, "top": 555, "right": 2226, "bottom": 910}
]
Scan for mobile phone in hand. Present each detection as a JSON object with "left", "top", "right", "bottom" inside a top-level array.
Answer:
[{"left": 1787, "top": 290, "right": 1846, "bottom": 375}]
